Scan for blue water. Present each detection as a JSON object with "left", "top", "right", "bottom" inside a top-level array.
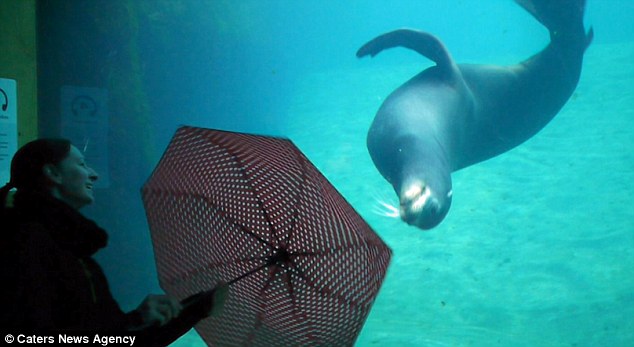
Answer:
[{"left": 79, "top": 1, "right": 633, "bottom": 346}]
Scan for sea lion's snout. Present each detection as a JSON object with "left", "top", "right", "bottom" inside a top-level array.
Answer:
[{"left": 399, "top": 182, "right": 448, "bottom": 230}]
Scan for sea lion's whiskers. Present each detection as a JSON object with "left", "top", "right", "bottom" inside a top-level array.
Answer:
[
  {"left": 371, "top": 190, "right": 400, "bottom": 218},
  {"left": 373, "top": 199, "right": 400, "bottom": 218}
]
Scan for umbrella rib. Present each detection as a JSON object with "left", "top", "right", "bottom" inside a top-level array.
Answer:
[
  {"left": 285, "top": 144, "right": 308, "bottom": 246},
  {"left": 286, "top": 244, "right": 386, "bottom": 309},
  {"left": 245, "top": 263, "right": 280, "bottom": 345},
  {"left": 146, "top": 187, "right": 274, "bottom": 249},
  {"left": 228, "top": 262, "right": 269, "bottom": 285},
  {"left": 161, "top": 257, "right": 266, "bottom": 287},
  {"left": 280, "top": 266, "right": 310, "bottom": 336},
  {"left": 211, "top": 138, "right": 281, "bottom": 244},
  {"left": 234, "top": 219, "right": 274, "bottom": 250},
  {"left": 290, "top": 242, "right": 378, "bottom": 257},
  {"left": 251, "top": 262, "right": 309, "bottom": 343},
  {"left": 290, "top": 258, "right": 367, "bottom": 310}
]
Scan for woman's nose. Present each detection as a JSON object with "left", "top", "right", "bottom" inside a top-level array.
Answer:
[{"left": 89, "top": 167, "right": 99, "bottom": 181}]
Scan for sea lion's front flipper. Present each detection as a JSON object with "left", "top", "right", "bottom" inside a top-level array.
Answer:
[{"left": 356, "top": 29, "right": 455, "bottom": 71}]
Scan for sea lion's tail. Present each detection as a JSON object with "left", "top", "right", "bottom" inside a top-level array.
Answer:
[{"left": 515, "top": 0, "right": 593, "bottom": 50}]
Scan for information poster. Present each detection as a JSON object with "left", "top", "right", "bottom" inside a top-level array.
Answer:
[
  {"left": 0, "top": 78, "right": 17, "bottom": 186},
  {"left": 61, "top": 86, "right": 110, "bottom": 188}
]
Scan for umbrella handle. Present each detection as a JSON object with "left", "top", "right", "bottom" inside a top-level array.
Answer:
[
  {"left": 173, "top": 265, "right": 262, "bottom": 315},
  {"left": 177, "top": 274, "right": 243, "bottom": 312},
  {"left": 227, "top": 261, "right": 271, "bottom": 286},
  {"left": 180, "top": 289, "right": 215, "bottom": 311}
]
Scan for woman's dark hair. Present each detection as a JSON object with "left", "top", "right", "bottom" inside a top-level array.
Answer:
[{"left": 0, "top": 138, "right": 72, "bottom": 206}]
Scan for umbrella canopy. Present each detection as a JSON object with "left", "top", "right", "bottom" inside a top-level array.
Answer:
[{"left": 142, "top": 126, "right": 391, "bottom": 346}]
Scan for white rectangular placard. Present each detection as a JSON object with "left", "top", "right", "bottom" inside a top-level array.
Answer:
[
  {"left": 61, "top": 86, "right": 110, "bottom": 188},
  {"left": 0, "top": 78, "right": 17, "bottom": 186}
]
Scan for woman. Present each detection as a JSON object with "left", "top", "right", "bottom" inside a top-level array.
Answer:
[{"left": 0, "top": 139, "right": 226, "bottom": 344}]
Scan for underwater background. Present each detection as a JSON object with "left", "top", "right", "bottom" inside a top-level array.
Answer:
[{"left": 35, "top": 0, "right": 633, "bottom": 346}]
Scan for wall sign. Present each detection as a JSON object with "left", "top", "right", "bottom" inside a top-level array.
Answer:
[
  {"left": 0, "top": 78, "right": 17, "bottom": 186},
  {"left": 61, "top": 86, "right": 110, "bottom": 188}
]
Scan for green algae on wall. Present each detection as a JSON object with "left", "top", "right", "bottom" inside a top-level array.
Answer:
[{"left": 0, "top": 0, "right": 38, "bottom": 145}]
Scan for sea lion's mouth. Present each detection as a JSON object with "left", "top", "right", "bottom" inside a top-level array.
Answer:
[
  {"left": 399, "top": 182, "right": 444, "bottom": 229},
  {"left": 401, "top": 184, "right": 431, "bottom": 211}
]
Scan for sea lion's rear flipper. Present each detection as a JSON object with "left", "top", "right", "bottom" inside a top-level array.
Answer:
[
  {"left": 515, "top": 0, "right": 593, "bottom": 49},
  {"left": 356, "top": 29, "right": 455, "bottom": 71}
]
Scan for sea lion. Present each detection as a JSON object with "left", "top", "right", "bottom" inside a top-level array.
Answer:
[{"left": 357, "top": 0, "right": 593, "bottom": 229}]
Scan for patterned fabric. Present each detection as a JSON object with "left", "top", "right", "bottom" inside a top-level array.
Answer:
[{"left": 143, "top": 126, "right": 392, "bottom": 346}]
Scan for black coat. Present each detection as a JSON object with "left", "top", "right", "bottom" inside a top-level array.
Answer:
[{"left": 1, "top": 191, "right": 213, "bottom": 345}]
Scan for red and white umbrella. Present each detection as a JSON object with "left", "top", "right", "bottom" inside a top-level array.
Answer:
[{"left": 142, "top": 126, "right": 391, "bottom": 346}]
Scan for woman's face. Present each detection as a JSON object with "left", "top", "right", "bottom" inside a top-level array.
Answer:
[{"left": 50, "top": 145, "right": 99, "bottom": 209}]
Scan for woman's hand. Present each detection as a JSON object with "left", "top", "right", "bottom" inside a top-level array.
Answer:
[
  {"left": 135, "top": 294, "right": 183, "bottom": 327},
  {"left": 209, "top": 283, "right": 229, "bottom": 317}
]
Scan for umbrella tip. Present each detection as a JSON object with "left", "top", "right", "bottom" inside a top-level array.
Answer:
[{"left": 266, "top": 248, "right": 291, "bottom": 265}]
